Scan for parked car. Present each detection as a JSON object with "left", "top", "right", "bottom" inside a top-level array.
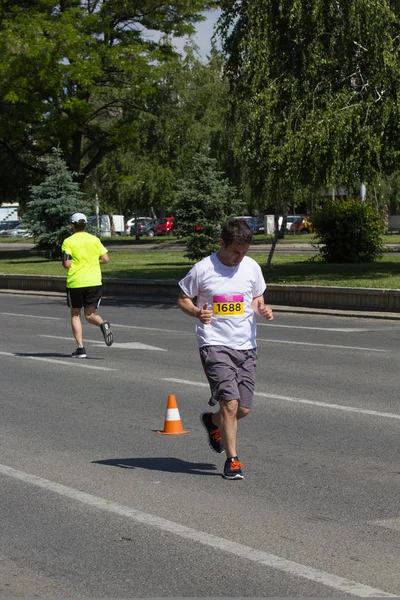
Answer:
[
  {"left": 130, "top": 218, "right": 158, "bottom": 237},
  {"left": 125, "top": 215, "right": 154, "bottom": 235},
  {"left": 232, "top": 216, "right": 259, "bottom": 233},
  {"left": 3, "top": 224, "right": 30, "bottom": 237},
  {"left": 0, "top": 221, "right": 20, "bottom": 235},
  {"left": 155, "top": 217, "right": 176, "bottom": 236},
  {"left": 0, "top": 222, "right": 31, "bottom": 237},
  {"left": 253, "top": 217, "right": 265, "bottom": 234},
  {"left": 277, "top": 215, "right": 313, "bottom": 235}
]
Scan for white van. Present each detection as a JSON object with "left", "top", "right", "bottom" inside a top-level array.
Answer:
[{"left": 88, "top": 214, "right": 124, "bottom": 236}]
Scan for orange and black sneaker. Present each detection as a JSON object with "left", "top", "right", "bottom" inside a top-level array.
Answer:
[
  {"left": 200, "top": 411, "right": 225, "bottom": 454},
  {"left": 223, "top": 457, "right": 244, "bottom": 480}
]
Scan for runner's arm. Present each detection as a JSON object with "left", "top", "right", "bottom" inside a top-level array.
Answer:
[
  {"left": 62, "top": 253, "right": 72, "bottom": 269},
  {"left": 177, "top": 291, "right": 212, "bottom": 324},
  {"left": 99, "top": 252, "right": 109, "bottom": 264},
  {"left": 251, "top": 295, "right": 274, "bottom": 320}
]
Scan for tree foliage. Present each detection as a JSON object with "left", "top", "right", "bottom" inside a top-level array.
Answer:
[
  {"left": 23, "top": 147, "right": 93, "bottom": 258},
  {"left": 94, "top": 44, "right": 231, "bottom": 217},
  {"left": 0, "top": 0, "right": 218, "bottom": 203},
  {"left": 218, "top": 0, "right": 400, "bottom": 212},
  {"left": 174, "top": 151, "right": 243, "bottom": 261},
  {"left": 312, "top": 198, "right": 385, "bottom": 263}
]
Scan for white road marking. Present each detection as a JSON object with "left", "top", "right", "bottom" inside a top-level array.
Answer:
[
  {"left": 112, "top": 323, "right": 188, "bottom": 334},
  {"left": 0, "top": 463, "right": 395, "bottom": 598},
  {"left": 257, "top": 338, "right": 386, "bottom": 352},
  {"left": 101, "top": 342, "right": 167, "bottom": 351},
  {"left": 163, "top": 378, "right": 400, "bottom": 421},
  {"left": 0, "top": 351, "right": 115, "bottom": 371},
  {"left": 0, "top": 312, "right": 60, "bottom": 320},
  {"left": 258, "top": 323, "right": 371, "bottom": 332},
  {"left": 39, "top": 335, "right": 167, "bottom": 351},
  {"left": 373, "top": 518, "right": 400, "bottom": 532}
]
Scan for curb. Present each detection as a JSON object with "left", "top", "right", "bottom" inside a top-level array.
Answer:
[{"left": 0, "top": 274, "right": 399, "bottom": 320}]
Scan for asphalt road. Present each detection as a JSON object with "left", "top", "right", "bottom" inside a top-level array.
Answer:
[{"left": 0, "top": 293, "right": 399, "bottom": 597}]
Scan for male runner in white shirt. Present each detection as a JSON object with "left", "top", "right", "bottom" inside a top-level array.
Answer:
[{"left": 178, "top": 218, "right": 274, "bottom": 480}]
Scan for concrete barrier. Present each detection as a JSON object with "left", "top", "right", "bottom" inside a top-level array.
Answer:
[{"left": 0, "top": 274, "right": 399, "bottom": 313}]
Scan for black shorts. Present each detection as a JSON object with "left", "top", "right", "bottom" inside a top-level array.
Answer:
[{"left": 66, "top": 286, "right": 102, "bottom": 309}]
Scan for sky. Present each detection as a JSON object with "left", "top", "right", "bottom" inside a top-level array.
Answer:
[{"left": 173, "top": 9, "right": 222, "bottom": 59}]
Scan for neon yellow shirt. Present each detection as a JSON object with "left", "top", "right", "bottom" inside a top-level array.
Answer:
[{"left": 62, "top": 232, "right": 108, "bottom": 288}]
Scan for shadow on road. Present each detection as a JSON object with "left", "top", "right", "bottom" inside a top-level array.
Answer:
[
  {"left": 93, "top": 457, "right": 219, "bottom": 476},
  {"left": 15, "top": 352, "right": 104, "bottom": 360}
]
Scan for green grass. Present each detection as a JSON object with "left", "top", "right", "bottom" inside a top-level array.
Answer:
[
  {"left": 102, "top": 233, "right": 400, "bottom": 246},
  {"left": 1, "top": 248, "right": 400, "bottom": 289},
  {"left": 2, "top": 233, "right": 400, "bottom": 245}
]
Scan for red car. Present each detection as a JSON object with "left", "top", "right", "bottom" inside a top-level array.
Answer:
[{"left": 155, "top": 217, "right": 176, "bottom": 236}]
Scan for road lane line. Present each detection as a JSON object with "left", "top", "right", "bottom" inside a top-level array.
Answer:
[
  {"left": 0, "top": 312, "right": 60, "bottom": 320},
  {"left": 0, "top": 463, "right": 395, "bottom": 598},
  {"left": 257, "top": 338, "right": 386, "bottom": 352},
  {"left": 373, "top": 518, "right": 400, "bottom": 532},
  {"left": 39, "top": 335, "right": 167, "bottom": 351},
  {"left": 0, "top": 351, "right": 115, "bottom": 371},
  {"left": 163, "top": 378, "right": 400, "bottom": 421},
  {"left": 112, "top": 323, "right": 188, "bottom": 334},
  {"left": 258, "top": 323, "right": 372, "bottom": 332}
]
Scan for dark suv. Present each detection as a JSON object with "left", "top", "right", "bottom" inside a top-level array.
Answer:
[{"left": 130, "top": 218, "right": 158, "bottom": 237}]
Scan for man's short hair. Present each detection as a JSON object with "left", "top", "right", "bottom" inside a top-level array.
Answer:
[
  {"left": 221, "top": 219, "right": 253, "bottom": 247},
  {"left": 72, "top": 221, "right": 87, "bottom": 232}
]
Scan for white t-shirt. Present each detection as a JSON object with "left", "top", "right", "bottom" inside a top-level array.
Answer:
[{"left": 179, "top": 253, "right": 266, "bottom": 349}]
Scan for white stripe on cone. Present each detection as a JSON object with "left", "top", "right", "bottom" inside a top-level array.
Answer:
[{"left": 165, "top": 408, "right": 181, "bottom": 421}]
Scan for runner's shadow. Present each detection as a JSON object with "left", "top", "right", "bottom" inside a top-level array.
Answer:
[
  {"left": 93, "top": 457, "right": 219, "bottom": 476},
  {"left": 15, "top": 352, "right": 104, "bottom": 360}
]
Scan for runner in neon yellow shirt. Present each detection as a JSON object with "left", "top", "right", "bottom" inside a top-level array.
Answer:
[{"left": 62, "top": 213, "right": 114, "bottom": 358}]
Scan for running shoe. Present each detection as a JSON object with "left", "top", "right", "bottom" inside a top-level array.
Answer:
[
  {"left": 71, "top": 347, "right": 87, "bottom": 358},
  {"left": 100, "top": 321, "right": 114, "bottom": 346},
  {"left": 223, "top": 457, "right": 244, "bottom": 480},
  {"left": 200, "top": 411, "right": 225, "bottom": 454}
]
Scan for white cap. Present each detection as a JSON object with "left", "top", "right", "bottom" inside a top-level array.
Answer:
[{"left": 71, "top": 213, "right": 87, "bottom": 223}]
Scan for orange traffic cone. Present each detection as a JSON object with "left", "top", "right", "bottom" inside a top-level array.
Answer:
[{"left": 157, "top": 394, "right": 190, "bottom": 435}]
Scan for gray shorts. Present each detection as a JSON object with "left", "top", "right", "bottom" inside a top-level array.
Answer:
[{"left": 199, "top": 345, "right": 258, "bottom": 409}]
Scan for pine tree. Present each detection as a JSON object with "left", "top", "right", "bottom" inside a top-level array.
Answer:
[
  {"left": 174, "top": 152, "right": 244, "bottom": 260},
  {"left": 24, "top": 148, "right": 93, "bottom": 258}
]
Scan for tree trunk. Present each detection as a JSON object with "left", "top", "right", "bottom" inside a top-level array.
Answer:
[{"left": 266, "top": 185, "right": 282, "bottom": 268}]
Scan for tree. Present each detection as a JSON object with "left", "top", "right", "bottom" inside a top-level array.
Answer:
[
  {"left": 0, "top": 1, "right": 219, "bottom": 203},
  {"left": 218, "top": 0, "right": 400, "bottom": 261},
  {"left": 23, "top": 147, "right": 93, "bottom": 258},
  {"left": 174, "top": 151, "right": 243, "bottom": 261},
  {"left": 94, "top": 43, "right": 231, "bottom": 217}
]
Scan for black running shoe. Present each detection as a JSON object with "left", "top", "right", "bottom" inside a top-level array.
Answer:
[
  {"left": 100, "top": 321, "right": 114, "bottom": 346},
  {"left": 223, "top": 457, "right": 244, "bottom": 480},
  {"left": 200, "top": 411, "right": 225, "bottom": 454},
  {"left": 71, "top": 347, "right": 87, "bottom": 359}
]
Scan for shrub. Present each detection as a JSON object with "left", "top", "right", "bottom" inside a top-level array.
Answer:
[{"left": 312, "top": 198, "right": 385, "bottom": 263}]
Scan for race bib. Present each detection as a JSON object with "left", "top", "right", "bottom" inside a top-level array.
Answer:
[{"left": 213, "top": 294, "right": 244, "bottom": 317}]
